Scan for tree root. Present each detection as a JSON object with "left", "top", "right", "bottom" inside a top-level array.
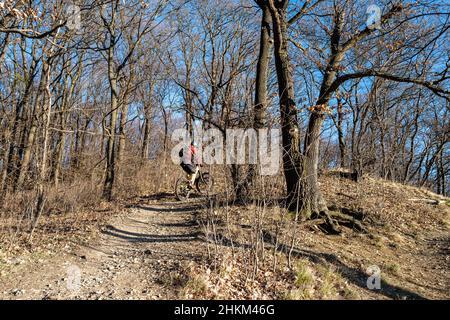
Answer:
[
  {"left": 319, "top": 209, "right": 342, "bottom": 234},
  {"left": 307, "top": 208, "right": 367, "bottom": 234},
  {"left": 328, "top": 210, "right": 367, "bottom": 232},
  {"left": 289, "top": 192, "right": 368, "bottom": 234}
]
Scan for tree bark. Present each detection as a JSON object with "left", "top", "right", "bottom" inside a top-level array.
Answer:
[
  {"left": 254, "top": 5, "right": 272, "bottom": 130},
  {"left": 337, "top": 98, "right": 346, "bottom": 168},
  {"left": 141, "top": 83, "right": 154, "bottom": 161},
  {"left": 117, "top": 98, "right": 129, "bottom": 171},
  {"left": 243, "top": 3, "right": 273, "bottom": 199},
  {"left": 267, "top": 0, "right": 302, "bottom": 209},
  {"left": 103, "top": 47, "right": 119, "bottom": 200}
]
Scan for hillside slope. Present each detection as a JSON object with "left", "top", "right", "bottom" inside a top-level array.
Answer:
[{"left": 183, "top": 174, "right": 450, "bottom": 299}]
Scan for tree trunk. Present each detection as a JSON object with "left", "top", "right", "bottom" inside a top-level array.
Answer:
[
  {"left": 184, "top": 73, "right": 194, "bottom": 138},
  {"left": 243, "top": 3, "right": 272, "bottom": 199},
  {"left": 103, "top": 49, "right": 119, "bottom": 200},
  {"left": 302, "top": 111, "right": 326, "bottom": 215},
  {"left": 268, "top": 1, "right": 302, "bottom": 209},
  {"left": 254, "top": 6, "right": 272, "bottom": 130},
  {"left": 337, "top": 98, "right": 346, "bottom": 168},
  {"left": 31, "top": 59, "right": 53, "bottom": 241},
  {"left": 15, "top": 60, "right": 50, "bottom": 191},
  {"left": 117, "top": 98, "right": 129, "bottom": 175},
  {"left": 141, "top": 83, "right": 153, "bottom": 161},
  {"left": 50, "top": 79, "right": 69, "bottom": 187}
]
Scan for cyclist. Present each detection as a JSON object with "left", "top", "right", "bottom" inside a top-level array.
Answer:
[{"left": 179, "top": 141, "right": 202, "bottom": 188}]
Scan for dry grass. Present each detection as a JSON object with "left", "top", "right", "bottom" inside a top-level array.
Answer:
[{"left": 0, "top": 156, "right": 180, "bottom": 258}]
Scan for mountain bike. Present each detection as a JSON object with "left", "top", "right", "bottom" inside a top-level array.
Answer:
[{"left": 175, "top": 167, "right": 214, "bottom": 201}]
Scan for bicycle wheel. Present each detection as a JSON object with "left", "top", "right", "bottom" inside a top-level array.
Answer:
[
  {"left": 196, "top": 172, "right": 214, "bottom": 195},
  {"left": 175, "top": 177, "right": 192, "bottom": 201}
]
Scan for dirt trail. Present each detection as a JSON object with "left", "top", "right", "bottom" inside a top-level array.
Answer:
[{"left": 0, "top": 196, "right": 208, "bottom": 300}]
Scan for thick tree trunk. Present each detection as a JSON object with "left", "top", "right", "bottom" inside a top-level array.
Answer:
[
  {"left": 302, "top": 111, "right": 326, "bottom": 215},
  {"left": 243, "top": 4, "right": 272, "bottom": 199},
  {"left": 254, "top": 6, "right": 272, "bottom": 130},
  {"left": 302, "top": 95, "right": 343, "bottom": 233},
  {"left": 268, "top": 2, "right": 302, "bottom": 209}
]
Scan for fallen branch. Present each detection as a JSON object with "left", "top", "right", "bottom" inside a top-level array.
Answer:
[{"left": 408, "top": 198, "right": 448, "bottom": 205}]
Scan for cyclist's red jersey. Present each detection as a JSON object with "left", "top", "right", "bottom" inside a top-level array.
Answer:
[{"left": 182, "top": 145, "right": 201, "bottom": 165}]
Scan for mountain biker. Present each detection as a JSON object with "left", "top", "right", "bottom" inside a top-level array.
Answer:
[{"left": 179, "top": 141, "right": 202, "bottom": 188}]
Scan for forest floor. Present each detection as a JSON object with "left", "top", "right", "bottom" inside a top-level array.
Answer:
[{"left": 0, "top": 176, "right": 449, "bottom": 300}]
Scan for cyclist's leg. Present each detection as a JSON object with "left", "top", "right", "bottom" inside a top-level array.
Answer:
[
  {"left": 181, "top": 163, "right": 197, "bottom": 187},
  {"left": 190, "top": 165, "right": 199, "bottom": 186}
]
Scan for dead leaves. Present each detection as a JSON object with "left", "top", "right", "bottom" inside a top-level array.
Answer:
[{"left": 308, "top": 104, "right": 332, "bottom": 114}]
